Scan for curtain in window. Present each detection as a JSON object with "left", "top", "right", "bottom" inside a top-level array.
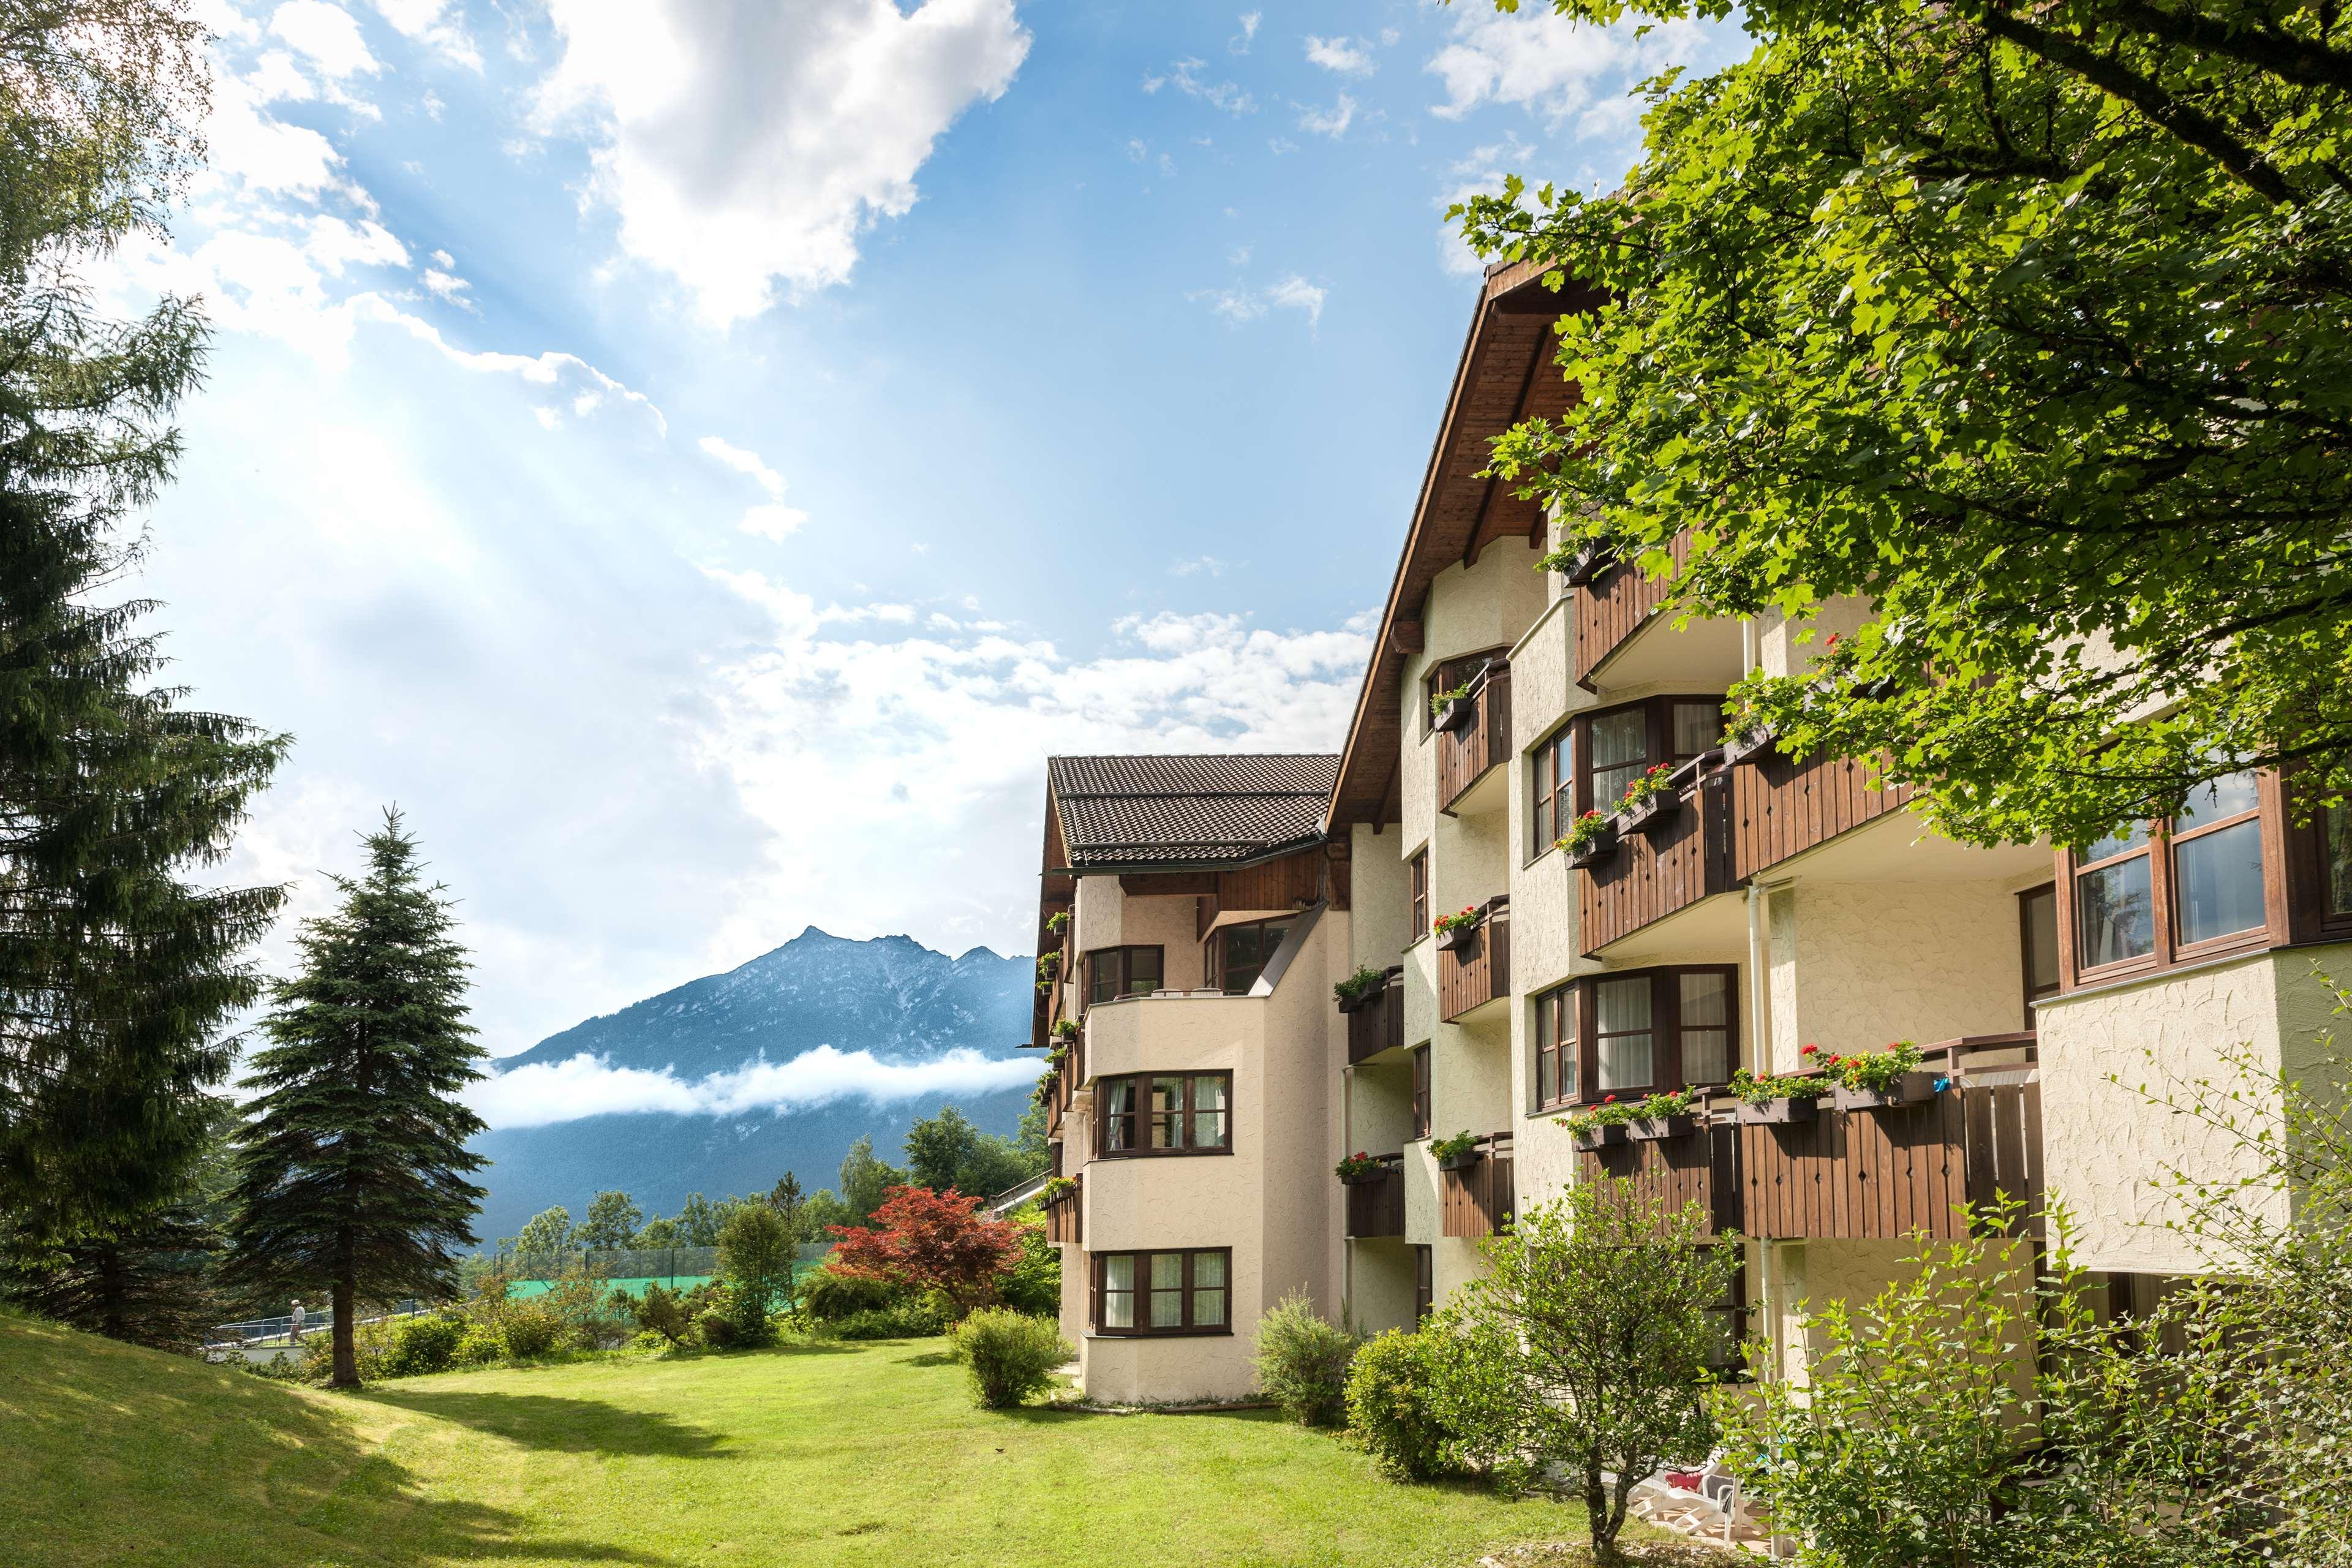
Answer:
[
  {"left": 1149, "top": 1078, "right": 1185, "bottom": 1149},
  {"left": 2173, "top": 773, "right": 2265, "bottom": 945},
  {"left": 1679, "top": 972, "right": 1732, "bottom": 1084},
  {"left": 1671, "top": 701, "right": 1721, "bottom": 760},
  {"left": 1101, "top": 1255, "right": 1134, "bottom": 1329},
  {"left": 1596, "top": 976, "right": 1654, "bottom": 1090},
  {"left": 1101, "top": 1079, "right": 1138, "bottom": 1152},
  {"left": 2077, "top": 823, "right": 2155, "bottom": 967},
  {"left": 1149, "top": 1254, "right": 1185, "bottom": 1328},
  {"left": 1590, "top": 709, "right": 1648, "bottom": 810},
  {"left": 1191, "top": 1252, "right": 1228, "bottom": 1327},
  {"left": 1189, "top": 1075, "right": 1228, "bottom": 1148}
]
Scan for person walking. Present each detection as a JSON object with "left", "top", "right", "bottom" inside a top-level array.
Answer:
[{"left": 289, "top": 1298, "right": 305, "bottom": 1343}]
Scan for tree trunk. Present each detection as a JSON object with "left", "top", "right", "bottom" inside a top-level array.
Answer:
[
  {"left": 1584, "top": 1458, "right": 1623, "bottom": 1566},
  {"left": 331, "top": 1262, "right": 358, "bottom": 1387}
]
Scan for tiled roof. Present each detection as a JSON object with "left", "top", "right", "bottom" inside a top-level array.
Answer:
[{"left": 1048, "top": 754, "right": 1338, "bottom": 869}]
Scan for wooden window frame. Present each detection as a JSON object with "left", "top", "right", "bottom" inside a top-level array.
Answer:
[
  {"left": 1574, "top": 695, "right": 1727, "bottom": 817},
  {"left": 2018, "top": 883, "right": 2059, "bottom": 1025},
  {"left": 1531, "top": 726, "right": 1572, "bottom": 861},
  {"left": 1703, "top": 1246, "right": 1750, "bottom": 1378},
  {"left": 1207, "top": 915, "right": 1292, "bottom": 996},
  {"left": 1091, "top": 1247, "right": 1234, "bottom": 1337},
  {"left": 1560, "top": 965, "right": 1741, "bottom": 1107},
  {"left": 1085, "top": 944, "right": 1166, "bottom": 1009},
  {"left": 1408, "top": 850, "right": 1428, "bottom": 941},
  {"left": 1409, "top": 1044, "right": 1431, "bottom": 1140},
  {"left": 1094, "top": 1071, "right": 1234, "bottom": 1159},
  {"left": 1421, "top": 646, "right": 1509, "bottom": 739},
  {"left": 1532, "top": 981, "right": 1577, "bottom": 1111},
  {"left": 1413, "top": 1244, "right": 1433, "bottom": 1325}
]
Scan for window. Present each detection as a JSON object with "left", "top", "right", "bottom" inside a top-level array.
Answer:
[
  {"left": 2074, "top": 821, "right": 2155, "bottom": 971},
  {"left": 1210, "top": 918, "right": 1291, "bottom": 995},
  {"left": 2019, "top": 883, "right": 2060, "bottom": 1016},
  {"left": 2171, "top": 771, "right": 2266, "bottom": 948},
  {"left": 1098, "top": 1072, "right": 1231, "bottom": 1156},
  {"left": 1409, "top": 1045, "right": 1431, "bottom": 1140},
  {"left": 1678, "top": 972, "right": 1733, "bottom": 1085},
  {"left": 1414, "top": 1245, "right": 1433, "bottom": 1325},
  {"left": 1702, "top": 1248, "right": 1749, "bottom": 1375},
  {"left": 1588, "top": 707, "right": 1649, "bottom": 815},
  {"left": 1578, "top": 696, "right": 1726, "bottom": 815},
  {"left": 1594, "top": 975, "right": 1655, "bottom": 1093},
  {"left": 1094, "top": 1248, "right": 1231, "bottom": 1335},
  {"left": 1534, "top": 982, "right": 1577, "bottom": 1109},
  {"left": 1409, "top": 850, "right": 1428, "bottom": 938},
  {"left": 1422, "top": 649, "right": 1505, "bottom": 737},
  {"left": 1532, "top": 728, "right": 1572, "bottom": 854},
  {"left": 1087, "top": 945, "right": 1164, "bottom": 1006},
  {"left": 2330, "top": 805, "right": 2352, "bottom": 919}
]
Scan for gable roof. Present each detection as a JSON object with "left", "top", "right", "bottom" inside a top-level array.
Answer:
[
  {"left": 1325, "top": 258, "right": 1605, "bottom": 831},
  {"left": 1047, "top": 753, "right": 1339, "bottom": 871}
]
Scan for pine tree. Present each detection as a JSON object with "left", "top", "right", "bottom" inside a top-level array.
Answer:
[
  {"left": 224, "top": 812, "right": 487, "bottom": 1387},
  {"left": 0, "top": 2, "right": 287, "bottom": 1256}
]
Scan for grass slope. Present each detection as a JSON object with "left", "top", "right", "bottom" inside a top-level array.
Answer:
[{"left": 0, "top": 1311, "right": 1586, "bottom": 1567}]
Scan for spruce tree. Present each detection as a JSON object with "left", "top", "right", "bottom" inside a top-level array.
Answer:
[
  {"left": 224, "top": 812, "right": 487, "bottom": 1387},
  {"left": 0, "top": 1, "right": 287, "bottom": 1269}
]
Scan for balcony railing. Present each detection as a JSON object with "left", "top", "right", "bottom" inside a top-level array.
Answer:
[
  {"left": 1042, "top": 1030, "right": 1085, "bottom": 1142},
  {"left": 1043, "top": 1174, "right": 1082, "bottom": 1244},
  {"left": 1731, "top": 744, "right": 1916, "bottom": 880},
  {"left": 1342, "top": 1155, "right": 1406, "bottom": 1239},
  {"left": 1577, "top": 766, "right": 1738, "bottom": 956},
  {"left": 1572, "top": 530, "right": 1691, "bottom": 684},
  {"left": 1437, "top": 895, "right": 1510, "bottom": 1022},
  {"left": 1575, "top": 1118, "right": 1742, "bottom": 1237},
  {"left": 1343, "top": 967, "right": 1406, "bottom": 1065},
  {"left": 1436, "top": 662, "right": 1512, "bottom": 816},
  {"left": 1440, "top": 1133, "right": 1515, "bottom": 1237}
]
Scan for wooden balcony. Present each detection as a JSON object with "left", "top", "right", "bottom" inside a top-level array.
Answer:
[
  {"left": 1041, "top": 1031, "right": 1085, "bottom": 1142},
  {"left": 1735, "top": 1036, "right": 2040, "bottom": 1242},
  {"left": 1344, "top": 967, "right": 1406, "bottom": 1065},
  {"left": 1441, "top": 1134, "right": 1515, "bottom": 1237},
  {"left": 1343, "top": 1156, "right": 1406, "bottom": 1239},
  {"left": 1572, "top": 531, "right": 1691, "bottom": 685},
  {"left": 1437, "top": 663, "right": 1512, "bottom": 816},
  {"left": 1731, "top": 744, "right": 1916, "bottom": 880},
  {"left": 1577, "top": 768, "right": 1738, "bottom": 956},
  {"left": 1576, "top": 1119, "right": 1741, "bottom": 1237},
  {"left": 1043, "top": 1174, "right": 1082, "bottom": 1244},
  {"left": 1437, "top": 896, "right": 1510, "bottom": 1022}
]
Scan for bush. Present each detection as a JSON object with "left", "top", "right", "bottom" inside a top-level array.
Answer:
[
  {"left": 996, "top": 1222, "right": 1061, "bottom": 1317},
  {"left": 496, "top": 1300, "right": 564, "bottom": 1360},
  {"left": 630, "top": 1282, "right": 696, "bottom": 1346},
  {"left": 694, "top": 1306, "right": 745, "bottom": 1350},
  {"left": 453, "top": 1324, "right": 503, "bottom": 1367},
  {"left": 1346, "top": 1329, "right": 1461, "bottom": 1481},
  {"left": 824, "top": 1297, "right": 951, "bottom": 1341},
  {"left": 951, "top": 1308, "right": 1072, "bottom": 1409},
  {"left": 797, "top": 1265, "right": 903, "bottom": 1322},
  {"left": 380, "top": 1311, "right": 468, "bottom": 1378},
  {"left": 1253, "top": 1291, "right": 1360, "bottom": 1427}
]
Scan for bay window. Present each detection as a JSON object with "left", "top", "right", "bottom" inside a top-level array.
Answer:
[
  {"left": 1534, "top": 982, "right": 1577, "bottom": 1109},
  {"left": 1410, "top": 1044, "right": 1431, "bottom": 1140},
  {"left": 1209, "top": 918, "right": 1291, "bottom": 995},
  {"left": 1087, "top": 945, "right": 1163, "bottom": 1006},
  {"left": 1577, "top": 695, "right": 1728, "bottom": 815},
  {"left": 1595, "top": 975, "right": 1655, "bottom": 1093},
  {"left": 1532, "top": 965, "right": 1740, "bottom": 1109},
  {"left": 1409, "top": 850, "right": 1428, "bottom": 938},
  {"left": 1093, "top": 1248, "right": 1230, "bottom": 1335},
  {"left": 1096, "top": 1072, "right": 1231, "bottom": 1156},
  {"left": 1532, "top": 727, "right": 1572, "bottom": 855},
  {"left": 2170, "top": 772, "right": 2265, "bottom": 948},
  {"left": 2074, "top": 821, "right": 2155, "bottom": 971}
]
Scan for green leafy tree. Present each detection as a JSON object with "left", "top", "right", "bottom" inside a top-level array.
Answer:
[
  {"left": 223, "top": 812, "right": 488, "bottom": 1387},
  {"left": 508, "top": 1206, "right": 573, "bottom": 1265},
  {"left": 796, "top": 1188, "right": 851, "bottom": 1243},
  {"left": 673, "top": 1192, "right": 726, "bottom": 1246},
  {"left": 0, "top": 0, "right": 286, "bottom": 1262},
  {"left": 632, "top": 1215, "right": 679, "bottom": 1249},
  {"left": 715, "top": 1200, "right": 794, "bottom": 1342},
  {"left": 576, "top": 1191, "right": 641, "bottom": 1255},
  {"left": 903, "top": 1106, "right": 1041, "bottom": 1198},
  {"left": 1457, "top": 0, "right": 2352, "bottom": 846},
  {"left": 1430, "top": 1178, "right": 1735, "bottom": 1566},
  {"left": 839, "top": 1136, "right": 906, "bottom": 1227}
]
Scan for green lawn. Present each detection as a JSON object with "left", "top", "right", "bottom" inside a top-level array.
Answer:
[{"left": 0, "top": 1311, "right": 1591, "bottom": 1567}]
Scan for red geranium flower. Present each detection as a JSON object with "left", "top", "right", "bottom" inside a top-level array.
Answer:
[{"left": 1800, "top": 1044, "right": 1819, "bottom": 1056}]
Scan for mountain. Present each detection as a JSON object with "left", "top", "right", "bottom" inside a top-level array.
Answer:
[{"left": 469, "top": 928, "right": 1037, "bottom": 1240}]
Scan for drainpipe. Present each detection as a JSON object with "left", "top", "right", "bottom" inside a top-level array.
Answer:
[{"left": 1738, "top": 613, "right": 1784, "bottom": 1386}]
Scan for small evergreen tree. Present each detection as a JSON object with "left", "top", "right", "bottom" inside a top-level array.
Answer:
[
  {"left": 223, "top": 812, "right": 487, "bottom": 1387},
  {"left": 715, "top": 1201, "right": 793, "bottom": 1341}
]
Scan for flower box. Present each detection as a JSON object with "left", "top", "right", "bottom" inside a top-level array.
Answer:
[
  {"left": 1335, "top": 989, "right": 1370, "bottom": 1014},
  {"left": 1570, "top": 1123, "right": 1628, "bottom": 1153},
  {"left": 1434, "top": 921, "right": 1479, "bottom": 952},
  {"left": 1339, "top": 1165, "right": 1390, "bottom": 1186},
  {"left": 1722, "top": 728, "right": 1777, "bottom": 766},
  {"left": 1564, "top": 827, "right": 1620, "bottom": 870},
  {"left": 1834, "top": 1072, "right": 1943, "bottom": 1111},
  {"left": 1434, "top": 696, "right": 1476, "bottom": 734},
  {"left": 1629, "top": 1114, "right": 1700, "bottom": 1142},
  {"left": 1736, "top": 1094, "right": 1822, "bottom": 1126},
  {"left": 1618, "top": 792, "right": 1683, "bottom": 834},
  {"left": 1437, "top": 1146, "right": 1485, "bottom": 1172}
]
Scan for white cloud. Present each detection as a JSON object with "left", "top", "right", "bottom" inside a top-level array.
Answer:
[
  {"left": 270, "top": 1, "right": 382, "bottom": 80},
  {"left": 1229, "top": 12, "right": 1261, "bottom": 55},
  {"left": 700, "top": 434, "right": 809, "bottom": 538},
  {"left": 1436, "top": 136, "right": 1534, "bottom": 278},
  {"left": 1297, "top": 94, "right": 1355, "bottom": 139},
  {"left": 366, "top": 0, "right": 482, "bottom": 69},
  {"left": 1426, "top": 6, "right": 1720, "bottom": 126},
  {"left": 1305, "top": 35, "right": 1375, "bottom": 75},
  {"left": 1192, "top": 274, "right": 1325, "bottom": 329},
  {"left": 469, "top": 1044, "right": 1040, "bottom": 1129},
  {"left": 1267, "top": 136, "right": 1298, "bottom": 155},
  {"left": 533, "top": 0, "right": 1031, "bottom": 325},
  {"left": 1141, "top": 58, "right": 1256, "bottom": 115},
  {"left": 1170, "top": 556, "right": 1229, "bottom": 578},
  {"left": 421, "top": 267, "right": 473, "bottom": 306}
]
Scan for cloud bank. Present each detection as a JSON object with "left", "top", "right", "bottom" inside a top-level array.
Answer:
[{"left": 470, "top": 1045, "right": 1041, "bottom": 1130}]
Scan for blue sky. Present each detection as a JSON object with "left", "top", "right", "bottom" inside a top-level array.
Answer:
[{"left": 115, "top": 0, "right": 1743, "bottom": 1096}]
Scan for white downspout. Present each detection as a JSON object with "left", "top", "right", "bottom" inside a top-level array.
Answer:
[{"left": 1738, "top": 612, "right": 1785, "bottom": 1386}]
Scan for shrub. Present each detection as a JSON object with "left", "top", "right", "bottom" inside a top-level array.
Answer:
[
  {"left": 717, "top": 1204, "right": 797, "bottom": 1334},
  {"left": 1346, "top": 1329, "right": 1460, "bottom": 1480},
  {"left": 797, "top": 1264, "right": 903, "bottom": 1322},
  {"left": 379, "top": 1311, "right": 468, "bottom": 1378},
  {"left": 1253, "top": 1291, "right": 1360, "bottom": 1427},
  {"left": 630, "top": 1281, "right": 697, "bottom": 1346},
  {"left": 951, "top": 1308, "right": 1072, "bottom": 1409},
  {"left": 695, "top": 1305, "right": 747, "bottom": 1350},
  {"left": 995, "top": 1221, "right": 1061, "bottom": 1317},
  {"left": 824, "top": 1297, "right": 951, "bottom": 1341},
  {"left": 827, "top": 1185, "right": 1023, "bottom": 1319},
  {"left": 453, "top": 1324, "right": 502, "bottom": 1367},
  {"left": 496, "top": 1300, "right": 564, "bottom": 1360}
]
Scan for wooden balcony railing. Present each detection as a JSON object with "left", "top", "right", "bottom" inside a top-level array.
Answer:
[
  {"left": 1441, "top": 1133, "right": 1515, "bottom": 1237},
  {"left": 1577, "top": 767, "right": 1738, "bottom": 956},
  {"left": 1041, "top": 1031, "right": 1085, "bottom": 1141},
  {"left": 1438, "top": 896, "right": 1510, "bottom": 1022},
  {"left": 1735, "top": 1035, "right": 2040, "bottom": 1242},
  {"left": 1343, "top": 1155, "right": 1406, "bottom": 1239},
  {"left": 1731, "top": 744, "right": 1916, "bottom": 880},
  {"left": 1576, "top": 1118, "right": 1742, "bottom": 1237},
  {"left": 1572, "top": 531, "right": 1691, "bottom": 684},
  {"left": 1043, "top": 1174, "right": 1082, "bottom": 1244},
  {"left": 1344, "top": 967, "right": 1406, "bottom": 1065},
  {"left": 1437, "top": 663, "right": 1512, "bottom": 815}
]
